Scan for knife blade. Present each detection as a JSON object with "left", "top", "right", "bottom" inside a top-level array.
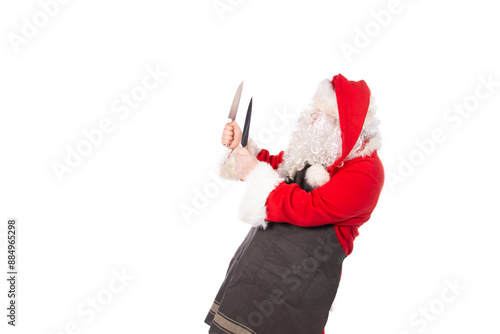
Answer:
[
  {"left": 228, "top": 80, "right": 244, "bottom": 122},
  {"left": 241, "top": 97, "right": 252, "bottom": 148}
]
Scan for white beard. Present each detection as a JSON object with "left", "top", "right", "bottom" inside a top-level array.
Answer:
[
  {"left": 277, "top": 105, "right": 342, "bottom": 179},
  {"left": 277, "top": 104, "right": 380, "bottom": 180}
]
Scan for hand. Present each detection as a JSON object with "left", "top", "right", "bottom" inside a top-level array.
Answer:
[
  {"left": 221, "top": 121, "right": 242, "bottom": 149},
  {"left": 234, "top": 147, "right": 258, "bottom": 180}
]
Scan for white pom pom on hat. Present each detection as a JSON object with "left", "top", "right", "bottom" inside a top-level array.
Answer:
[{"left": 305, "top": 163, "right": 330, "bottom": 189}]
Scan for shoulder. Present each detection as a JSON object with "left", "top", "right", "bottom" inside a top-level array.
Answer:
[{"left": 328, "top": 151, "right": 384, "bottom": 188}]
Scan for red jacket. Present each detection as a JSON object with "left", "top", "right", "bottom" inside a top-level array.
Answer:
[{"left": 255, "top": 148, "right": 384, "bottom": 256}]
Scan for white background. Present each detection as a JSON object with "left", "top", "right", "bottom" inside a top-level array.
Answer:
[{"left": 1, "top": 0, "right": 499, "bottom": 333}]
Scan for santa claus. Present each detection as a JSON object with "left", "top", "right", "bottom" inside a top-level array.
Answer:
[{"left": 205, "top": 74, "right": 384, "bottom": 334}]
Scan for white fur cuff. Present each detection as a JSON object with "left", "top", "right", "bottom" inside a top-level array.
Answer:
[
  {"left": 239, "top": 161, "right": 283, "bottom": 229},
  {"left": 219, "top": 148, "right": 239, "bottom": 181},
  {"left": 219, "top": 138, "right": 261, "bottom": 181}
]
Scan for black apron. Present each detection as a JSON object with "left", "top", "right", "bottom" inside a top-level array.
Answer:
[{"left": 205, "top": 163, "right": 346, "bottom": 334}]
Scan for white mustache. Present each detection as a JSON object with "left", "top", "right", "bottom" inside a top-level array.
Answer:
[{"left": 278, "top": 106, "right": 342, "bottom": 179}]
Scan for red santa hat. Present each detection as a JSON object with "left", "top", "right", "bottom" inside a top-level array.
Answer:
[{"left": 311, "top": 73, "right": 375, "bottom": 171}]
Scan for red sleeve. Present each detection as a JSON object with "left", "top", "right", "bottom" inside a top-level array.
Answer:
[
  {"left": 256, "top": 149, "right": 285, "bottom": 170},
  {"left": 265, "top": 155, "right": 384, "bottom": 227}
]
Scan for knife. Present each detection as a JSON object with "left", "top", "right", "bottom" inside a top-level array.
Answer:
[
  {"left": 228, "top": 80, "right": 244, "bottom": 122},
  {"left": 241, "top": 97, "right": 252, "bottom": 148}
]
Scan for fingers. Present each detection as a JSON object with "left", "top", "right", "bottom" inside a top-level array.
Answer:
[
  {"left": 232, "top": 122, "right": 242, "bottom": 136},
  {"left": 226, "top": 121, "right": 238, "bottom": 129},
  {"left": 227, "top": 121, "right": 242, "bottom": 134},
  {"left": 221, "top": 121, "right": 244, "bottom": 148},
  {"left": 221, "top": 122, "right": 234, "bottom": 146},
  {"left": 221, "top": 133, "right": 234, "bottom": 145},
  {"left": 222, "top": 121, "right": 242, "bottom": 148}
]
